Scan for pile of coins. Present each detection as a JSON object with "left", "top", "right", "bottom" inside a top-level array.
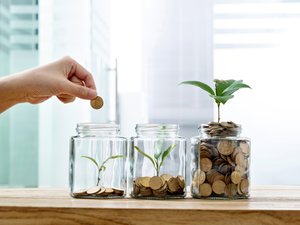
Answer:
[
  {"left": 72, "top": 186, "right": 124, "bottom": 198},
  {"left": 202, "top": 121, "right": 240, "bottom": 137},
  {"left": 192, "top": 122, "right": 250, "bottom": 199},
  {"left": 133, "top": 174, "right": 185, "bottom": 199}
]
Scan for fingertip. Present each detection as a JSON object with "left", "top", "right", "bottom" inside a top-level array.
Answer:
[{"left": 88, "top": 88, "right": 98, "bottom": 99}]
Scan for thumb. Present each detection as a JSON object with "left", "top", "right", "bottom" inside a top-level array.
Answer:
[{"left": 65, "top": 82, "right": 97, "bottom": 100}]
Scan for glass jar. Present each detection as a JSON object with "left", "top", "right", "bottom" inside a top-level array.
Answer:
[
  {"left": 69, "top": 123, "right": 127, "bottom": 198},
  {"left": 130, "top": 124, "right": 186, "bottom": 199},
  {"left": 191, "top": 122, "right": 250, "bottom": 199}
]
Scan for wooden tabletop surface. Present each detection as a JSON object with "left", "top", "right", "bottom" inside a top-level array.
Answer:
[{"left": 0, "top": 186, "right": 300, "bottom": 225}]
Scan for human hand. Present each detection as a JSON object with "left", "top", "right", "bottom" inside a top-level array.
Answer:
[{"left": 20, "top": 56, "right": 97, "bottom": 104}]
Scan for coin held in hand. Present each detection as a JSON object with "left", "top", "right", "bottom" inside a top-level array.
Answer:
[{"left": 90, "top": 96, "right": 104, "bottom": 109}]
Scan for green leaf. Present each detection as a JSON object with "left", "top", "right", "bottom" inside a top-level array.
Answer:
[
  {"left": 81, "top": 155, "right": 99, "bottom": 170},
  {"left": 179, "top": 81, "right": 215, "bottom": 96},
  {"left": 154, "top": 140, "right": 164, "bottom": 160},
  {"left": 214, "top": 79, "right": 236, "bottom": 96},
  {"left": 159, "top": 144, "right": 177, "bottom": 168},
  {"left": 210, "top": 95, "right": 234, "bottom": 104},
  {"left": 134, "top": 146, "right": 157, "bottom": 169},
  {"left": 222, "top": 80, "right": 251, "bottom": 96}
]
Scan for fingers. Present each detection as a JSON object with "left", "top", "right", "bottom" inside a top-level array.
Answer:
[
  {"left": 63, "top": 56, "right": 97, "bottom": 90},
  {"left": 57, "top": 94, "right": 75, "bottom": 103},
  {"left": 64, "top": 82, "right": 97, "bottom": 100}
]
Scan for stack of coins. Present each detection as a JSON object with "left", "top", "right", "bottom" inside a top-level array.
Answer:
[
  {"left": 72, "top": 186, "right": 124, "bottom": 198},
  {"left": 133, "top": 174, "right": 185, "bottom": 199},
  {"left": 202, "top": 121, "right": 240, "bottom": 137},
  {"left": 192, "top": 122, "right": 250, "bottom": 199}
]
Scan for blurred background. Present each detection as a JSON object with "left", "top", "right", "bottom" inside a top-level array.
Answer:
[{"left": 0, "top": 0, "right": 300, "bottom": 187}]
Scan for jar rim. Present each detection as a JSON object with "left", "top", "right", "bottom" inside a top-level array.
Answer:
[
  {"left": 136, "top": 124, "right": 178, "bottom": 129},
  {"left": 76, "top": 123, "right": 120, "bottom": 132}
]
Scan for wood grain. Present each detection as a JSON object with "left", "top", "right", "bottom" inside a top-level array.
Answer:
[{"left": 0, "top": 186, "right": 299, "bottom": 225}]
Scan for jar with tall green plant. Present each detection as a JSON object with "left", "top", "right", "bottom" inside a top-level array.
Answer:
[{"left": 180, "top": 79, "right": 251, "bottom": 199}]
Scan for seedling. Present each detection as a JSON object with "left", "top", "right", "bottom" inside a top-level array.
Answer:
[
  {"left": 179, "top": 79, "right": 251, "bottom": 123},
  {"left": 134, "top": 144, "right": 176, "bottom": 176},
  {"left": 81, "top": 155, "right": 125, "bottom": 186}
]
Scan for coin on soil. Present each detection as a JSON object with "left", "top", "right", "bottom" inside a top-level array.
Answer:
[
  {"left": 149, "top": 176, "right": 164, "bottom": 190},
  {"left": 87, "top": 186, "right": 101, "bottom": 195},
  {"left": 212, "top": 180, "right": 226, "bottom": 194},
  {"left": 217, "top": 140, "right": 234, "bottom": 156},
  {"left": 199, "top": 183, "right": 212, "bottom": 197},
  {"left": 90, "top": 96, "right": 104, "bottom": 109}
]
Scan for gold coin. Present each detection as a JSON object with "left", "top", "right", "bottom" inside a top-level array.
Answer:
[
  {"left": 199, "top": 183, "right": 212, "bottom": 197},
  {"left": 167, "top": 177, "right": 180, "bottom": 193},
  {"left": 240, "top": 179, "right": 249, "bottom": 194},
  {"left": 90, "top": 96, "right": 104, "bottom": 109},
  {"left": 225, "top": 183, "right": 237, "bottom": 197},
  {"left": 140, "top": 176, "right": 151, "bottom": 188},
  {"left": 139, "top": 187, "right": 152, "bottom": 197},
  {"left": 200, "top": 158, "right": 212, "bottom": 172},
  {"left": 96, "top": 188, "right": 105, "bottom": 195},
  {"left": 113, "top": 187, "right": 124, "bottom": 196},
  {"left": 86, "top": 186, "right": 101, "bottom": 195},
  {"left": 240, "top": 142, "right": 250, "bottom": 156},
  {"left": 104, "top": 188, "right": 114, "bottom": 194},
  {"left": 217, "top": 140, "right": 234, "bottom": 156},
  {"left": 212, "top": 180, "right": 226, "bottom": 194},
  {"left": 72, "top": 189, "right": 87, "bottom": 197},
  {"left": 161, "top": 174, "right": 172, "bottom": 182},
  {"left": 231, "top": 171, "right": 242, "bottom": 184},
  {"left": 177, "top": 176, "right": 185, "bottom": 189},
  {"left": 149, "top": 176, "right": 164, "bottom": 190}
]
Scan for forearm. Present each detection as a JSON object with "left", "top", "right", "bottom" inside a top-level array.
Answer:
[{"left": 0, "top": 74, "right": 27, "bottom": 113}]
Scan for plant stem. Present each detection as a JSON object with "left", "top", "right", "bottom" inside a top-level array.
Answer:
[
  {"left": 217, "top": 103, "right": 220, "bottom": 123},
  {"left": 96, "top": 170, "right": 101, "bottom": 186}
]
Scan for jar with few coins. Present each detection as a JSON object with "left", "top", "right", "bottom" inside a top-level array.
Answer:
[
  {"left": 70, "top": 123, "right": 127, "bottom": 198},
  {"left": 130, "top": 124, "right": 186, "bottom": 199},
  {"left": 191, "top": 122, "right": 250, "bottom": 199}
]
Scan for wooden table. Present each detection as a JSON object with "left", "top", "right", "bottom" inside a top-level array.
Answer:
[{"left": 0, "top": 186, "right": 299, "bottom": 225}]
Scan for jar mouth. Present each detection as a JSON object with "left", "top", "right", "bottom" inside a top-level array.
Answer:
[
  {"left": 136, "top": 124, "right": 179, "bottom": 134},
  {"left": 76, "top": 123, "right": 120, "bottom": 133}
]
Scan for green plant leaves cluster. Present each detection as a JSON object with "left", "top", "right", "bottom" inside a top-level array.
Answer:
[
  {"left": 180, "top": 79, "right": 251, "bottom": 105},
  {"left": 134, "top": 143, "right": 176, "bottom": 176}
]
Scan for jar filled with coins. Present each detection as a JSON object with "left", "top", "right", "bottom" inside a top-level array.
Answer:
[
  {"left": 130, "top": 124, "right": 186, "bottom": 199},
  {"left": 70, "top": 123, "right": 127, "bottom": 198},
  {"left": 191, "top": 122, "right": 250, "bottom": 199}
]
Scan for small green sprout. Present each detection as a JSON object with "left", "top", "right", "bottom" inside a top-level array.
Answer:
[
  {"left": 81, "top": 154, "right": 125, "bottom": 186},
  {"left": 134, "top": 144, "right": 176, "bottom": 176}
]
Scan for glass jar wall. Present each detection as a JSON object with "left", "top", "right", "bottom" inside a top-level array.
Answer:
[
  {"left": 130, "top": 124, "right": 186, "bottom": 199},
  {"left": 191, "top": 122, "right": 250, "bottom": 199},
  {"left": 69, "top": 123, "right": 127, "bottom": 198}
]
